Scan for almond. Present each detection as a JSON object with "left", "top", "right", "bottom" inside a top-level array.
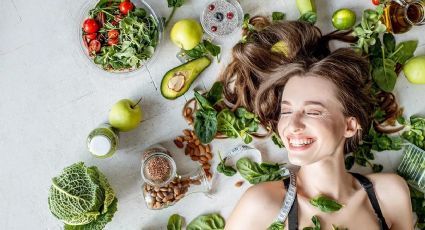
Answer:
[
  {"left": 174, "top": 139, "right": 184, "bottom": 148},
  {"left": 235, "top": 180, "right": 244, "bottom": 187}
]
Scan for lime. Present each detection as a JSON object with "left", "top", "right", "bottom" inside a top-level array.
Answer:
[{"left": 332, "top": 8, "right": 357, "bottom": 30}]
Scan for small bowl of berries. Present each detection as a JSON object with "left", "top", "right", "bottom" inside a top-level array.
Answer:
[
  {"left": 78, "top": 0, "right": 163, "bottom": 74},
  {"left": 200, "top": 0, "right": 243, "bottom": 38}
]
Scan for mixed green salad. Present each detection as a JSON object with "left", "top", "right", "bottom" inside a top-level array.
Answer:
[{"left": 81, "top": 0, "right": 159, "bottom": 72}]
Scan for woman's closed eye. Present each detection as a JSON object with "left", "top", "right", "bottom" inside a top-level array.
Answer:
[{"left": 305, "top": 110, "right": 322, "bottom": 116}]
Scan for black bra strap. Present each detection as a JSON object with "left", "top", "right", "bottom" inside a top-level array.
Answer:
[{"left": 351, "top": 173, "right": 390, "bottom": 230}]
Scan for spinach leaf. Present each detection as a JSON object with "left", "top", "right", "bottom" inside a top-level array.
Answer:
[
  {"left": 310, "top": 195, "right": 344, "bottom": 213},
  {"left": 217, "top": 152, "right": 237, "bottom": 177},
  {"left": 372, "top": 164, "right": 383, "bottom": 173},
  {"left": 217, "top": 109, "right": 239, "bottom": 138},
  {"left": 267, "top": 221, "right": 285, "bottom": 230},
  {"left": 272, "top": 12, "right": 286, "bottom": 21},
  {"left": 303, "top": 215, "right": 321, "bottom": 230},
  {"left": 391, "top": 40, "right": 418, "bottom": 64},
  {"left": 299, "top": 12, "right": 317, "bottom": 24},
  {"left": 344, "top": 155, "right": 355, "bottom": 170},
  {"left": 194, "top": 91, "right": 214, "bottom": 111},
  {"left": 194, "top": 110, "right": 218, "bottom": 144},
  {"left": 167, "top": 214, "right": 183, "bottom": 230},
  {"left": 204, "top": 40, "right": 221, "bottom": 62},
  {"left": 383, "top": 33, "right": 395, "bottom": 54},
  {"left": 206, "top": 82, "right": 223, "bottom": 106},
  {"left": 372, "top": 57, "right": 397, "bottom": 92},
  {"left": 186, "top": 213, "right": 225, "bottom": 230},
  {"left": 236, "top": 158, "right": 285, "bottom": 184}
]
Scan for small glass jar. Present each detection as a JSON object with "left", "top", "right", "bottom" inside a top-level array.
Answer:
[
  {"left": 87, "top": 123, "right": 119, "bottom": 158},
  {"left": 141, "top": 145, "right": 177, "bottom": 187},
  {"left": 142, "top": 166, "right": 211, "bottom": 210},
  {"left": 381, "top": 0, "right": 425, "bottom": 34}
]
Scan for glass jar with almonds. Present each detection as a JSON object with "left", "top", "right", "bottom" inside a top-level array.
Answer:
[{"left": 141, "top": 144, "right": 212, "bottom": 210}]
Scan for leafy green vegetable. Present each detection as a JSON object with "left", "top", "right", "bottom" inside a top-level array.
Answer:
[
  {"left": 299, "top": 12, "right": 317, "bottom": 24},
  {"left": 236, "top": 157, "right": 286, "bottom": 184},
  {"left": 310, "top": 195, "right": 344, "bottom": 213},
  {"left": 391, "top": 40, "right": 418, "bottom": 64},
  {"left": 194, "top": 109, "right": 218, "bottom": 144},
  {"left": 303, "top": 215, "right": 321, "bottom": 230},
  {"left": 267, "top": 221, "right": 285, "bottom": 230},
  {"left": 408, "top": 185, "right": 425, "bottom": 228},
  {"left": 206, "top": 82, "right": 224, "bottom": 106},
  {"left": 271, "top": 132, "right": 285, "bottom": 148},
  {"left": 402, "top": 115, "right": 425, "bottom": 149},
  {"left": 272, "top": 12, "right": 286, "bottom": 21},
  {"left": 165, "top": 0, "right": 185, "bottom": 27},
  {"left": 331, "top": 225, "right": 348, "bottom": 230},
  {"left": 91, "top": 6, "right": 159, "bottom": 71},
  {"left": 48, "top": 162, "right": 117, "bottom": 229},
  {"left": 64, "top": 198, "right": 118, "bottom": 230},
  {"left": 217, "top": 152, "right": 237, "bottom": 177},
  {"left": 186, "top": 213, "right": 225, "bottom": 230},
  {"left": 183, "top": 40, "right": 221, "bottom": 62},
  {"left": 217, "top": 108, "right": 260, "bottom": 144},
  {"left": 167, "top": 214, "right": 183, "bottom": 230},
  {"left": 353, "top": 6, "right": 386, "bottom": 54}
]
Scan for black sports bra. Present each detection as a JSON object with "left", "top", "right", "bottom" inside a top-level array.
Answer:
[{"left": 277, "top": 172, "right": 389, "bottom": 230}]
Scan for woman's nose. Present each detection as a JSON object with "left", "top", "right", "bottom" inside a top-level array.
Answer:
[{"left": 288, "top": 112, "right": 305, "bottom": 133}]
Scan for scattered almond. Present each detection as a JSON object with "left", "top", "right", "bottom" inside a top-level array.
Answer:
[{"left": 235, "top": 180, "right": 244, "bottom": 187}]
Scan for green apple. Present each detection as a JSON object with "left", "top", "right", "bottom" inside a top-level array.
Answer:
[
  {"left": 403, "top": 55, "right": 425, "bottom": 84},
  {"left": 108, "top": 99, "right": 142, "bottom": 132},
  {"left": 170, "top": 19, "right": 203, "bottom": 50}
]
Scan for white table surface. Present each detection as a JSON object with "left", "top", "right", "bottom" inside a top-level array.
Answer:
[{"left": 1, "top": 0, "right": 424, "bottom": 229}]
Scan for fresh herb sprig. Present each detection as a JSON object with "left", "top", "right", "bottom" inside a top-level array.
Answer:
[
  {"left": 165, "top": 0, "right": 185, "bottom": 27},
  {"left": 182, "top": 40, "right": 221, "bottom": 62},
  {"left": 217, "top": 152, "right": 237, "bottom": 177},
  {"left": 303, "top": 215, "right": 321, "bottom": 230},
  {"left": 353, "top": 5, "right": 386, "bottom": 54}
]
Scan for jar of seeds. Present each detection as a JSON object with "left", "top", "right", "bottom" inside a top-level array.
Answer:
[
  {"left": 142, "top": 166, "right": 211, "bottom": 210},
  {"left": 141, "top": 145, "right": 177, "bottom": 187}
]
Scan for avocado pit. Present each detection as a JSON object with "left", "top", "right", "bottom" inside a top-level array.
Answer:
[{"left": 168, "top": 72, "right": 187, "bottom": 92}]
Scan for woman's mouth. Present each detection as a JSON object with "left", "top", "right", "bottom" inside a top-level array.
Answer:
[{"left": 287, "top": 137, "right": 315, "bottom": 150}]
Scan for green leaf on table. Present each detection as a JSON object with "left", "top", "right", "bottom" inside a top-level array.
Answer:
[
  {"left": 383, "top": 33, "right": 395, "bottom": 54},
  {"left": 167, "top": 0, "right": 185, "bottom": 7},
  {"left": 372, "top": 58, "right": 397, "bottom": 92},
  {"left": 217, "top": 152, "right": 237, "bottom": 177},
  {"left": 372, "top": 164, "right": 383, "bottom": 173},
  {"left": 194, "top": 110, "right": 218, "bottom": 144},
  {"left": 272, "top": 12, "right": 286, "bottom": 21},
  {"left": 310, "top": 195, "right": 343, "bottom": 213},
  {"left": 206, "top": 82, "right": 223, "bottom": 106},
  {"left": 217, "top": 109, "right": 239, "bottom": 138},
  {"left": 194, "top": 91, "right": 214, "bottom": 111},
  {"left": 267, "top": 221, "right": 285, "bottom": 230},
  {"left": 204, "top": 40, "right": 221, "bottom": 61},
  {"left": 391, "top": 40, "right": 418, "bottom": 64},
  {"left": 167, "top": 214, "right": 183, "bottom": 230},
  {"left": 186, "top": 213, "right": 225, "bottom": 230},
  {"left": 299, "top": 12, "right": 317, "bottom": 24},
  {"left": 272, "top": 132, "right": 285, "bottom": 148}
]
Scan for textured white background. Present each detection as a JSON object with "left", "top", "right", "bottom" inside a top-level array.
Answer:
[{"left": 0, "top": 0, "right": 424, "bottom": 229}]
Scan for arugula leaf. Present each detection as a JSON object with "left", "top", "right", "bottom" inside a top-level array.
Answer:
[
  {"left": 167, "top": 214, "right": 183, "bottom": 230},
  {"left": 299, "top": 12, "right": 317, "bottom": 24},
  {"left": 186, "top": 213, "right": 225, "bottom": 230},
  {"left": 236, "top": 158, "right": 285, "bottom": 184},
  {"left": 194, "top": 110, "right": 218, "bottom": 144},
  {"left": 267, "top": 221, "right": 285, "bottom": 230},
  {"left": 272, "top": 12, "right": 286, "bottom": 21},
  {"left": 217, "top": 152, "right": 237, "bottom": 177},
  {"left": 310, "top": 195, "right": 344, "bottom": 213}
]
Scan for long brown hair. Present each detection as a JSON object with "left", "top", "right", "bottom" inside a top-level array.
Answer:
[{"left": 219, "top": 18, "right": 373, "bottom": 153}]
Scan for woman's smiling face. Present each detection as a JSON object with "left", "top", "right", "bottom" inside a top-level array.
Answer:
[{"left": 277, "top": 76, "right": 352, "bottom": 166}]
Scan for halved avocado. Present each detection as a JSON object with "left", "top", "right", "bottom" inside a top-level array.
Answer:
[{"left": 161, "top": 56, "right": 211, "bottom": 100}]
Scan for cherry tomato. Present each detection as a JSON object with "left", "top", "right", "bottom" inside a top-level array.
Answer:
[
  {"left": 372, "top": 0, "right": 380, "bottom": 5},
  {"left": 108, "top": 30, "right": 119, "bottom": 39},
  {"left": 83, "top": 19, "right": 99, "bottom": 33},
  {"left": 119, "top": 1, "right": 134, "bottom": 15},
  {"left": 85, "top": 33, "right": 97, "bottom": 40},
  {"left": 108, "top": 38, "right": 119, "bottom": 46},
  {"left": 88, "top": 39, "right": 101, "bottom": 53}
]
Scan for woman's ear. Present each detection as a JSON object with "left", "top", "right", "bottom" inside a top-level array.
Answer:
[{"left": 344, "top": 117, "right": 360, "bottom": 138}]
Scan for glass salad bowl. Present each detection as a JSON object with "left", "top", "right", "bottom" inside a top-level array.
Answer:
[{"left": 77, "top": 0, "right": 163, "bottom": 75}]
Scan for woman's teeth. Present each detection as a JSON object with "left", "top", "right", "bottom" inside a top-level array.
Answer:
[{"left": 289, "top": 139, "right": 313, "bottom": 146}]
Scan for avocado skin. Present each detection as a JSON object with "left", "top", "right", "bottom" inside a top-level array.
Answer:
[{"left": 161, "top": 56, "right": 212, "bottom": 100}]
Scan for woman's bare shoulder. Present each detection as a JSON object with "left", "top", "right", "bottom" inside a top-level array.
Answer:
[
  {"left": 365, "top": 173, "right": 413, "bottom": 229},
  {"left": 224, "top": 180, "right": 286, "bottom": 230}
]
